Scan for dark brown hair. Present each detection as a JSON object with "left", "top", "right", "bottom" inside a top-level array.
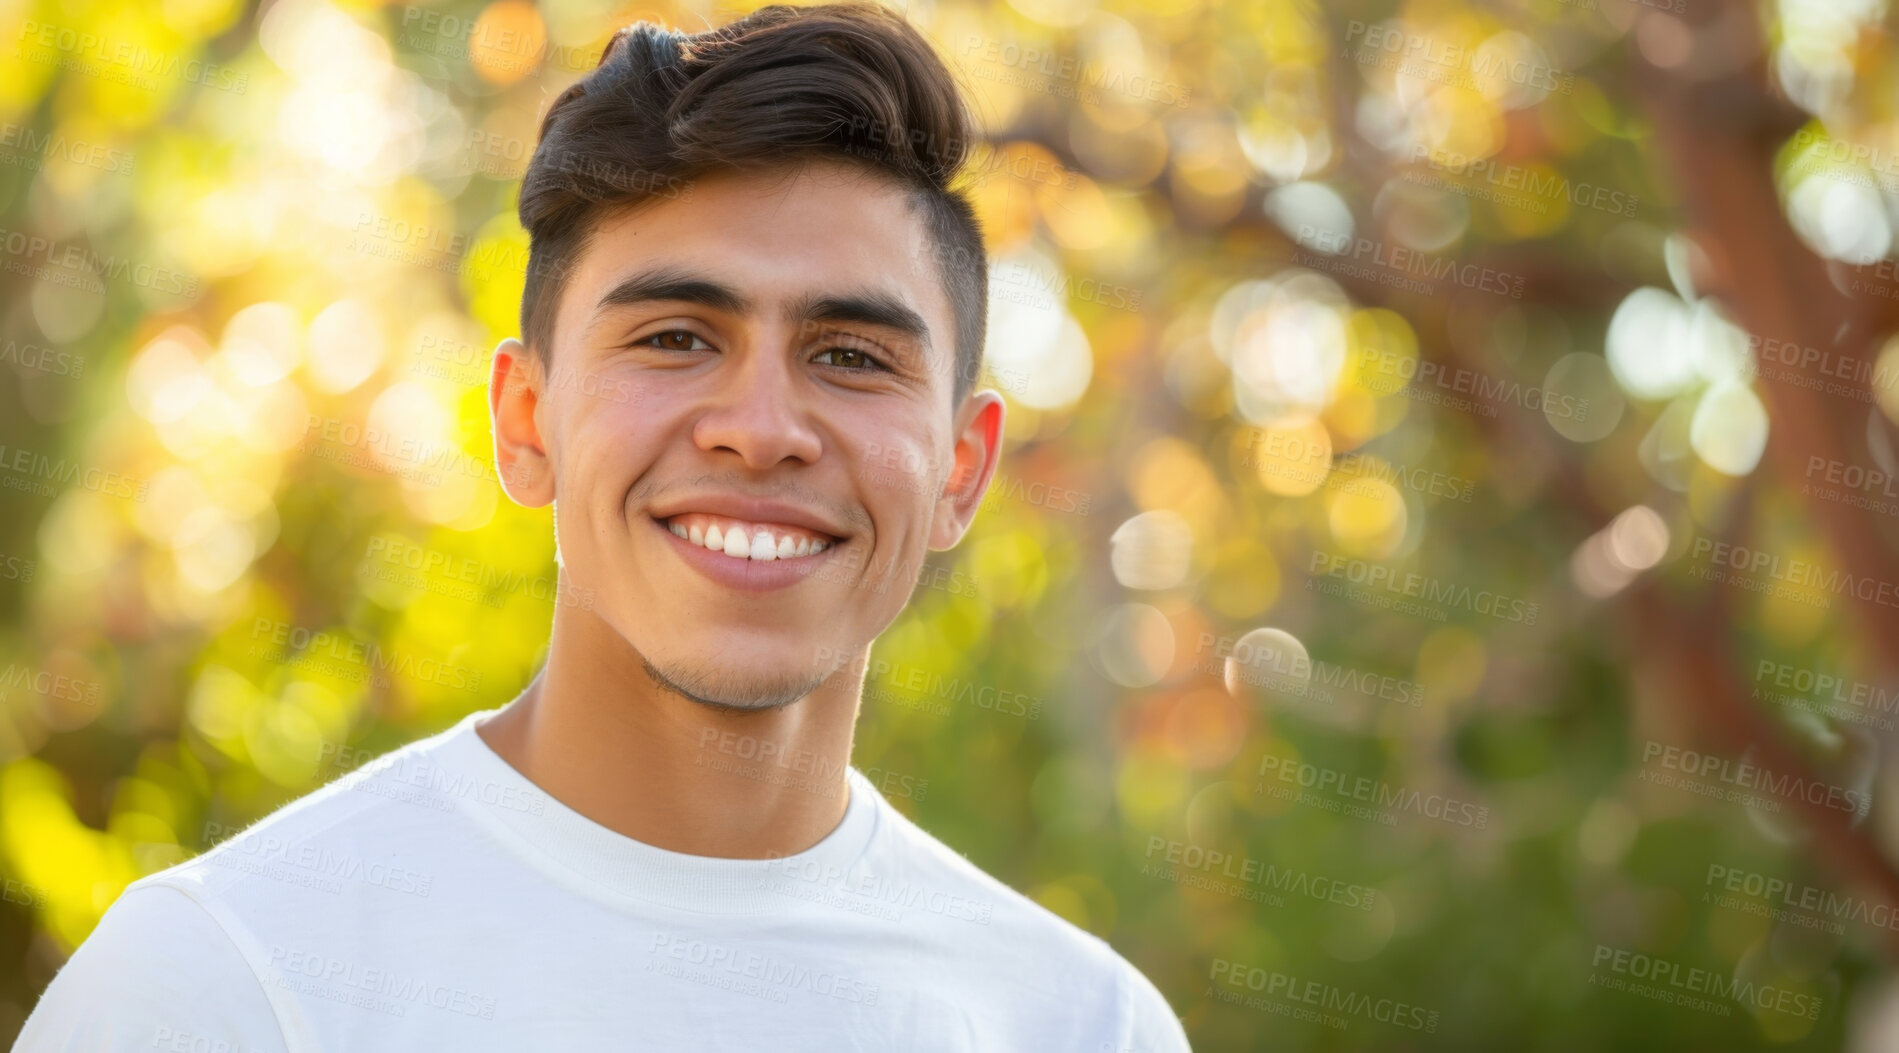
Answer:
[{"left": 518, "top": 2, "right": 988, "bottom": 407}]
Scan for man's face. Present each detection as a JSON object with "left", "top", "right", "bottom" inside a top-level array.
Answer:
[{"left": 490, "top": 160, "right": 1003, "bottom": 711}]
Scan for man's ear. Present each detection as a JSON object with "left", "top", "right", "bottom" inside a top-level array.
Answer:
[
  {"left": 489, "top": 338, "right": 555, "bottom": 508},
  {"left": 929, "top": 390, "right": 1005, "bottom": 550}
]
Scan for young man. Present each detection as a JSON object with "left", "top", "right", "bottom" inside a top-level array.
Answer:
[{"left": 15, "top": 4, "right": 1191, "bottom": 1050}]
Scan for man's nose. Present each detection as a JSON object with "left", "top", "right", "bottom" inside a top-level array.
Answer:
[{"left": 690, "top": 347, "right": 824, "bottom": 469}]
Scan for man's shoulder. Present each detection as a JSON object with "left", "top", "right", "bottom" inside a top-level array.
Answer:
[
  {"left": 15, "top": 882, "right": 291, "bottom": 1052},
  {"left": 857, "top": 787, "right": 1082, "bottom": 938},
  {"left": 140, "top": 716, "right": 481, "bottom": 906},
  {"left": 17, "top": 723, "right": 490, "bottom": 1053},
  {"left": 857, "top": 782, "right": 1170, "bottom": 972},
  {"left": 859, "top": 791, "right": 1189, "bottom": 1048}
]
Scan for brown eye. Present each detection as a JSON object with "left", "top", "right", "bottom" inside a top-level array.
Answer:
[
  {"left": 815, "top": 346, "right": 887, "bottom": 371},
  {"left": 644, "top": 330, "right": 706, "bottom": 351}
]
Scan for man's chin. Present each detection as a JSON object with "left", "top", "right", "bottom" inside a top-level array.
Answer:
[
  {"left": 681, "top": 687, "right": 806, "bottom": 714},
  {"left": 640, "top": 654, "right": 824, "bottom": 713}
]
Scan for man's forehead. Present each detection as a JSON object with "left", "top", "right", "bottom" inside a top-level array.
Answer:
[{"left": 579, "top": 176, "right": 935, "bottom": 276}]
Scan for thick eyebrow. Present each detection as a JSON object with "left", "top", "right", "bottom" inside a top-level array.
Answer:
[
  {"left": 590, "top": 266, "right": 933, "bottom": 357},
  {"left": 594, "top": 266, "right": 751, "bottom": 317},
  {"left": 788, "top": 291, "right": 933, "bottom": 355}
]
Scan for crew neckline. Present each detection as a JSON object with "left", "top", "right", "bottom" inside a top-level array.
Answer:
[{"left": 422, "top": 708, "right": 882, "bottom": 915}]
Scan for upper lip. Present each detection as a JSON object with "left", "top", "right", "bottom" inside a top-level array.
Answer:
[{"left": 649, "top": 495, "right": 851, "bottom": 540}]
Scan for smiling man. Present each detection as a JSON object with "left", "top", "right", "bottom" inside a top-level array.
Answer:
[{"left": 13, "top": 4, "right": 1191, "bottom": 1052}]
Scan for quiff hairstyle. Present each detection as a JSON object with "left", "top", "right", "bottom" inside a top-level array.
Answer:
[{"left": 517, "top": 2, "right": 989, "bottom": 407}]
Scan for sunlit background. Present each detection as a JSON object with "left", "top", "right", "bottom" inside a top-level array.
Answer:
[{"left": 4, "top": 0, "right": 1899, "bottom": 1047}]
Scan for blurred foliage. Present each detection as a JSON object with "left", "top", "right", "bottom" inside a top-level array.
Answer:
[{"left": 3, "top": 0, "right": 1899, "bottom": 1048}]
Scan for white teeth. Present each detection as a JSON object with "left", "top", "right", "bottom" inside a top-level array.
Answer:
[
  {"left": 666, "top": 516, "right": 836, "bottom": 561},
  {"left": 751, "top": 529, "right": 776, "bottom": 562}
]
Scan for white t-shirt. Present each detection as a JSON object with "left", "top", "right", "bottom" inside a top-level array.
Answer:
[{"left": 14, "top": 710, "right": 1191, "bottom": 1052}]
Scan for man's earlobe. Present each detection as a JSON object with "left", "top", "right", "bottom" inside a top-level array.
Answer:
[
  {"left": 928, "top": 391, "right": 1005, "bottom": 551},
  {"left": 490, "top": 337, "right": 556, "bottom": 509}
]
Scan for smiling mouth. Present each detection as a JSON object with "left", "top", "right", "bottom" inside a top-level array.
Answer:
[{"left": 656, "top": 512, "right": 842, "bottom": 562}]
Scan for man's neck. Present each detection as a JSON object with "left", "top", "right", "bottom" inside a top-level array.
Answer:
[{"left": 474, "top": 611, "right": 865, "bottom": 859}]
